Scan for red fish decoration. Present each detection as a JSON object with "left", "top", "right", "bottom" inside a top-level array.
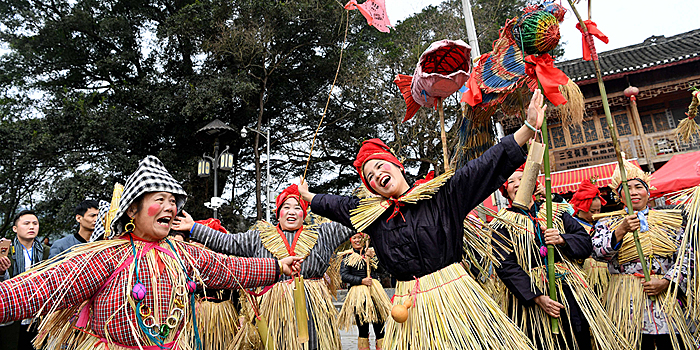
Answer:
[{"left": 394, "top": 40, "right": 471, "bottom": 122}]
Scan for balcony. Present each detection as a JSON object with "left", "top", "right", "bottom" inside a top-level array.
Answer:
[{"left": 619, "top": 129, "right": 700, "bottom": 165}]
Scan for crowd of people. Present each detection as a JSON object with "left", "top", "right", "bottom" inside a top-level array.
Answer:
[{"left": 0, "top": 89, "right": 696, "bottom": 350}]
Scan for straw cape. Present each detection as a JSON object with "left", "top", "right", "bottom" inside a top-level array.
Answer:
[
  {"left": 336, "top": 248, "right": 391, "bottom": 331},
  {"left": 490, "top": 203, "right": 629, "bottom": 350}
]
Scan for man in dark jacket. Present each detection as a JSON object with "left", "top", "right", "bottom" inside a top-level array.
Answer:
[
  {"left": 0, "top": 210, "right": 49, "bottom": 350},
  {"left": 49, "top": 200, "right": 99, "bottom": 258}
]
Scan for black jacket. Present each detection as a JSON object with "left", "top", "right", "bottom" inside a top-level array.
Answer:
[
  {"left": 311, "top": 134, "right": 527, "bottom": 281},
  {"left": 494, "top": 203, "right": 593, "bottom": 329},
  {"left": 340, "top": 249, "right": 379, "bottom": 286}
]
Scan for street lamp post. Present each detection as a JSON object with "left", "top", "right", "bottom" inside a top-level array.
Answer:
[
  {"left": 241, "top": 126, "right": 271, "bottom": 223},
  {"left": 196, "top": 119, "right": 235, "bottom": 219}
]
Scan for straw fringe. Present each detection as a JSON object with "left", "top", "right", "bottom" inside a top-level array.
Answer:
[
  {"left": 385, "top": 263, "right": 536, "bottom": 350},
  {"left": 667, "top": 186, "right": 700, "bottom": 324},
  {"left": 528, "top": 263, "right": 629, "bottom": 350},
  {"left": 229, "top": 290, "right": 263, "bottom": 350},
  {"left": 550, "top": 79, "right": 585, "bottom": 126},
  {"left": 593, "top": 210, "right": 682, "bottom": 264},
  {"left": 31, "top": 239, "right": 206, "bottom": 350},
  {"left": 243, "top": 279, "right": 340, "bottom": 350},
  {"left": 604, "top": 274, "right": 693, "bottom": 350},
  {"left": 189, "top": 298, "right": 240, "bottom": 350},
  {"left": 337, "top": 280, "right": 391, "bottom": 331},
  {"left": 255, "top": 221, "right": 318, "bottom": 260},
  {"left": 350, "top": 169, "right": 455, "bottom": 232},
  {"left": 582, "top": 257, "right": 610, "bottom": 300},
  {"left": 675, "top": 90, "right": 700, "bottom": 143}
]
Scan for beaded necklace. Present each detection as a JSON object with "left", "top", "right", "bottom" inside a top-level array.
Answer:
[{"left": 128, "top": 234, "right": 202, "bottom": 349}]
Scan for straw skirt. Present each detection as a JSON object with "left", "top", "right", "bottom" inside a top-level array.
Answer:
[
  {"left": 337, "top": 280, "right": 391, "bottom": 331},
  {"left": 232, "top": 278, "right": 340, "bottom": 350},
  {"left": 603, "top": 274, "right": 693, "bottom": 350},
  {"left": 384, "top": 263, "right": 536, "bottom": 350}
]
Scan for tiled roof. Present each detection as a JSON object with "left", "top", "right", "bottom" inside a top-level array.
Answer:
[{"left": 557, "top": 28, "right": 700, "bottom": 83}]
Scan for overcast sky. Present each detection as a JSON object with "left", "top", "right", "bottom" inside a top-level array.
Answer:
[{"left": 384, "top": 0, "right": 699, "bottom": 61}]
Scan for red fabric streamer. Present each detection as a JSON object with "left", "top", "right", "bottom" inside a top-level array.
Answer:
[
  {"left": 575, "top": 20, "right": 608, "bottom": 61},
  {"left": 524, "top": 54, "right": 569, "bottom": 106},
  {"left": 461, "top": 73, "right": 483, "bottom": 106},
  {"left": 344, "top": 0, "right": 392, "bottom": 33}
]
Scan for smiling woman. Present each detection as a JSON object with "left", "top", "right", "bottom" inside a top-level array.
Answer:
[
  {"left": 173, "top": 183, "right": 357, "bottom": 350},
  {"left": 0, "top": 156, "right": 302, "bottom": 350},
  {"left": 298, "top": 91, "right": 549, "bottom": 350}
]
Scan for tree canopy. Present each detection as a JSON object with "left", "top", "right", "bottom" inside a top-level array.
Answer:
[{"left": 0, "top": 0, "right": 528, "bottom": 240}]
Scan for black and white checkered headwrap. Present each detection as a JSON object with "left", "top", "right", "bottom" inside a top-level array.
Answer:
[
  {"left": 109, "top": 156, "right": 187, "bottom": 238},
  {"left": 89, "top": 200, "right": 110, "bottom": 242}
]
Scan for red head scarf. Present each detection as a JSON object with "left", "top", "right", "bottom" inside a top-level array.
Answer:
[
  {"left": 353, "top": 138, "right": 404, "bottom": 195},
  {"left": 499, "top": 164, "right": 527, "bottom": 200},
  {"left": 275, "top": 184, "right": 309, "bottom": 219},
  {"left": 194, "top": 218, "right": 228, "bottom": 234},
  {"left": 569, "top": 179, "right": 607, "bottom": 215}
]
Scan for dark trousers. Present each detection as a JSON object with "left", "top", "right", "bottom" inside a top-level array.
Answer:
[
  {"left": 0, "top": 322, "right": 38, "bottom": 350},
  {"left": 18, "top": 322, "right": 39, "bottom": 350},
  {"left": 641, "top": 334, "right": 685, "bottom": 350},
  {"left": 355, "top": 315, "right": 385, "bottom": 339}
]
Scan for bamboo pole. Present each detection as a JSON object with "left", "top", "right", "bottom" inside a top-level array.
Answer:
[
  {"left": 438, "top": 98, "right": 451, "bottom": 172},
  {"left": 538, "top": 93, "right": 560, "bottom": 334},
  {"left": 566, "top": 0, "right": 653, "bottom": 292}
]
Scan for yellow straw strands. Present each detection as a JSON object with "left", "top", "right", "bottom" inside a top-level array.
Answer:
[
  {"left": 528, "top": 263, "right": 629, "bottom": 350},
  {"left": 256, "top": 221, "right": 318, "bottom": 260},
  {"left": 350, "top": 169, "right": 455, "bottom": 232},
  {"left": 491, "top": 206, "right": 628, "bottom": 350},
  {"left": 228, "top": 291, "right": 264, "bottom": 350},
  {"left": 193, "top": 298, "right": 240, "bottom": 350},
  {"left": 582, "top": 257, "right": 610, "bottom": 300},
  {"left": 667, "top": 186, "right": 700, "bottom": 324},
  {"left": 32, "top": 239, "right": 204, "bottom": 350},
  {"left": 337, "top": 280, "right": 391, "bottom": 331},
  {"left": 250, "top": 279, "right": 340, "bottom": 350},
  {"left": 675, "top": 90, "right": 700, "bottom": 143},
  {"left": 463, "top": 214, "right": 513, "bottom": 268},
  {"left": 593, "top": 210, "right": 682, "bottom": 264},
  {"left": 604, "top": 274, "right": 693, "bottom": 350},
  {"left": 384, "top": 263, "right": 536, "bottom": 350}
]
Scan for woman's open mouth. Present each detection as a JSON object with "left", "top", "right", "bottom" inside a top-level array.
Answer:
[{"left": 157, "top": 216, "right": 171, "bottom": 227}]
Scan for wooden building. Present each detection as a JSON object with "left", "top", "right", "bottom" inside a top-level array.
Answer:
[{"left": 501, "top": 28, "right": 700, "bottom": 178}]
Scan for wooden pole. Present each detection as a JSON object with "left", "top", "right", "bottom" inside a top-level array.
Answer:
[
  {"left": 566, "top": 0, "right": 653, "bottom": 292},
  {"left": 538, "top": 86, "right": 560, "bottom": 334},
  {"left": 628, "top": 94, "right": 656, "bottom": 172},
  {"left": 438, "top": 98, "right": 451, "bottom": 172}
]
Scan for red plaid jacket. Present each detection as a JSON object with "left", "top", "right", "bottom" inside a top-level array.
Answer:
[{"left": 0, "top": 239, "right": 279, "bottom": 347}]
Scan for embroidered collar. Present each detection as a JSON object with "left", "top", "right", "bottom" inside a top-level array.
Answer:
[{"left": 349, "top": 168, "right": 455, "bottom": 232}]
